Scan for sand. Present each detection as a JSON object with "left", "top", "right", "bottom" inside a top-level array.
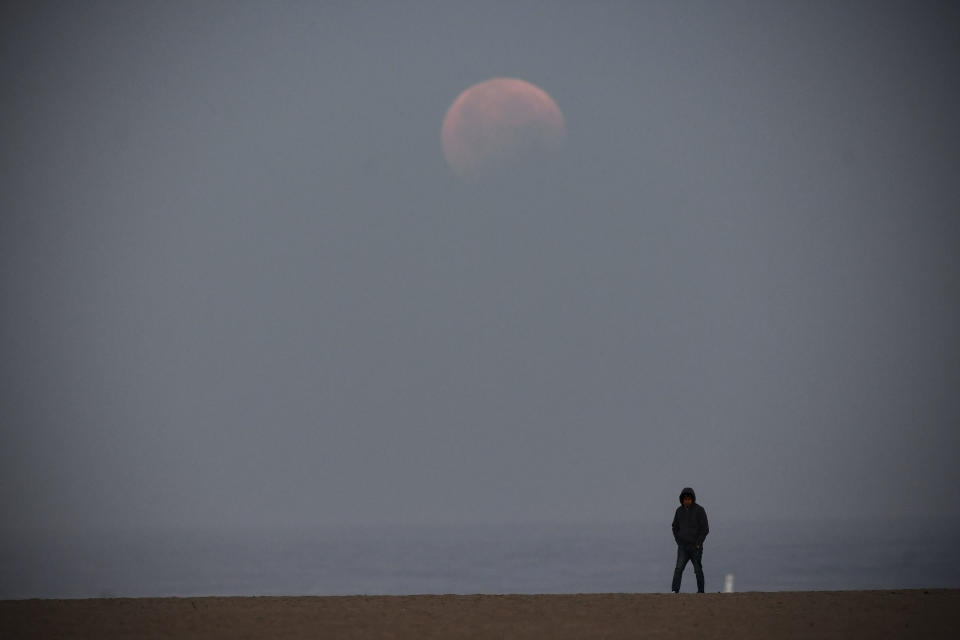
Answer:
[{"left": 2, "top": 590, "right": 956, "bottom": 639}]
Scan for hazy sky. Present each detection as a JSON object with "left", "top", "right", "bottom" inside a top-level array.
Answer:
[{"left": 2, "top": 1, "right": 958, "bottom": 534}]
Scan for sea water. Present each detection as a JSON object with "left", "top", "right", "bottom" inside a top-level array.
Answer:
[{"left": 2, "top": 516, "right": 958, "bottom": 599}]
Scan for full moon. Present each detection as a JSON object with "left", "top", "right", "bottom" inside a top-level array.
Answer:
[{"left": 441, "top": 77, "right": 565, "bottom": 180}]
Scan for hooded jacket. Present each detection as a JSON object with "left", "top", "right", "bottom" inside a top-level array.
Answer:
[{"left": 672, "top": 487, "right": 709, "bottom": 547}]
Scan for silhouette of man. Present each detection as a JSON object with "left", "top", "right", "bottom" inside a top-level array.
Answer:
[{"left": 671, "top": 487, "right": 709, "bottom": 593}]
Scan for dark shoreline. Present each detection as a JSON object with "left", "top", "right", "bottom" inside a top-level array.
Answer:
[{"left": 2, "top": 589, "right": 957, "bottom": 639}]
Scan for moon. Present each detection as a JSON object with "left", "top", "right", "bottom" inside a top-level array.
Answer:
[{"left": 441, "top": 78, "right": 566, "bottom": 179}]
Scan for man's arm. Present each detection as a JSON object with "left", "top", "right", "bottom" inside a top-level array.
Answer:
[
  {"left": 672, "top": 509, "right": 680, "bottom": 544},
  {"left": 696, "top": 507, "right": 709, "bottom": 547}
]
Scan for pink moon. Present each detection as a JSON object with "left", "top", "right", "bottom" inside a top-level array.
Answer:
[{"left": 441, "top": 78, "right": 566, "bottom": 179}]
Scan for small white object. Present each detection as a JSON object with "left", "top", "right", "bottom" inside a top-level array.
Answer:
[{"left": 723, "top": 573, "right": 735, "bottom": 593}]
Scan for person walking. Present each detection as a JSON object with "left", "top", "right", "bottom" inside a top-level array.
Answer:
[{"left": 671, "top": 487, "right": 709, "bottom": 593}]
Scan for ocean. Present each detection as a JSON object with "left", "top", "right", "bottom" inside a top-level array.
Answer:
[{"left": 3, "top": 516, "right": 959, "bottom": 599}]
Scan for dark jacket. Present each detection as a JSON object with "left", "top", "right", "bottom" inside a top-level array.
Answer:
[{"left": 672, "top": 487, "right": 709, "bottom": 547}]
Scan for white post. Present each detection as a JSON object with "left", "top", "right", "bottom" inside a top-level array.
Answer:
[{"left": 722, "top": 573, "right": 735, "bottom": 593}]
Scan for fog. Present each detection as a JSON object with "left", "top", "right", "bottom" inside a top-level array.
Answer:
[{"left": 2, "top": 1, "right": 958, "bottom": 541}]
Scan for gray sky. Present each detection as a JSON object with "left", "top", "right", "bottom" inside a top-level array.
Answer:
[{"left": 2, "top": 1, "right": 958, "bottom": 533}]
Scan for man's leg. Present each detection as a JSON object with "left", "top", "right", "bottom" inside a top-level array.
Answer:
[
  {"left": 690, "top": 546, "right": 705, "bottom": 593},
  {"left": 671, "top": 545, "right": 689, "bottom": 593}
]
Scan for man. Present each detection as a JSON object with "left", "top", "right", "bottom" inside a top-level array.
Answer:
[{"left": 671, "top": 487, "right": 709, "bottom": 593}]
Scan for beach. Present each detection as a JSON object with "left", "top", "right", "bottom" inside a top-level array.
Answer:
[{"left": 2, "top": 589, "right": 955, "bottom": 639}]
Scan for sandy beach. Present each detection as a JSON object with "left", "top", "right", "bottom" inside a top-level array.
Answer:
[{"left": 2, "top": 589, "right": 955, "bottom": 639}]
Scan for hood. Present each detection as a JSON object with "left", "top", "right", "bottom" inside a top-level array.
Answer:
[{"left": 679, "top": 487, "right": 696, "bottom": 504}]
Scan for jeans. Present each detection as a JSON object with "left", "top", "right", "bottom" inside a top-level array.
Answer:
[{"left": 671, "top": 544, "right": 704, "bottom": 593}]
